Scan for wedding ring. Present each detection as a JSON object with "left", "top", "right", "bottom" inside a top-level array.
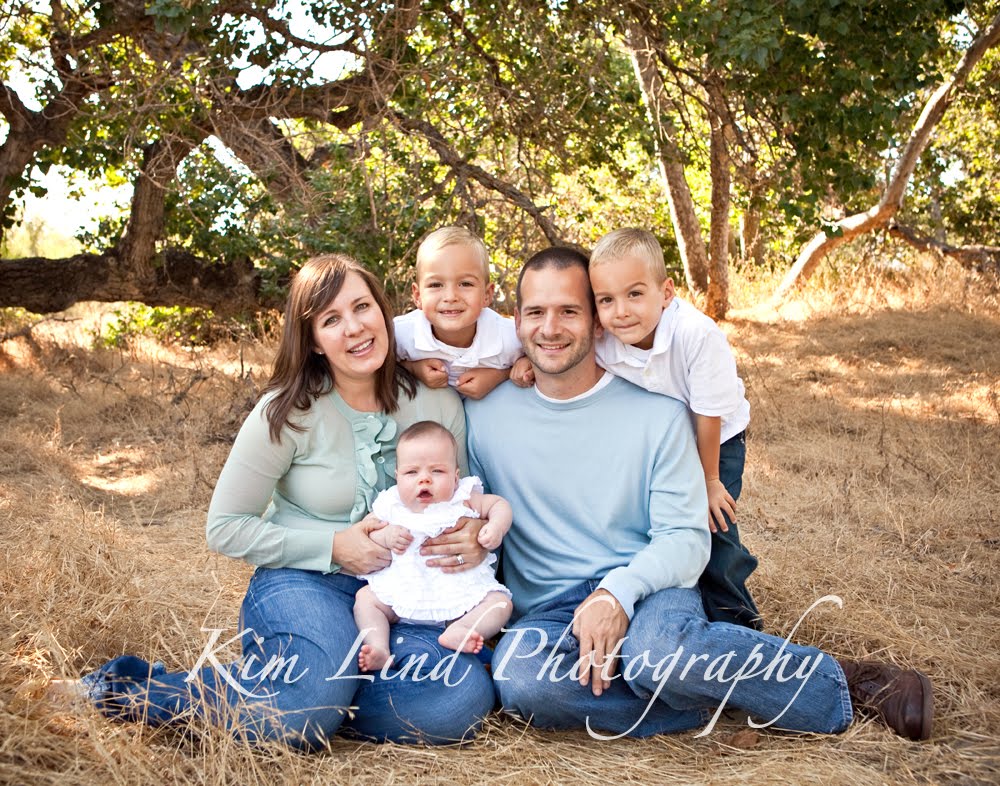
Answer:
[{"left": 455, "top": 554, "right": 465, "bottom": 566}]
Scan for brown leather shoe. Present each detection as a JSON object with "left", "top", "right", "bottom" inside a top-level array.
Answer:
[{"left": 839, "top": 659, "right": 933, "bottom": 741}]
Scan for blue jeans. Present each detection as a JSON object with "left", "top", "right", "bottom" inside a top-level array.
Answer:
[
  {"left": 700, "top": 431, "right": 762, "bottom": 629},
  {"left": 84, "top": 568, "right": 494, "bottom": 748},
  {"left": 492, "top": 581, "right": 853, "bottom": 738}
]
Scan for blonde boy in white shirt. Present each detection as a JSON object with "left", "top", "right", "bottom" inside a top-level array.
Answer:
[
  {"left": 564, "top": 228, "right": 760, "bottom": 629},
  {"left": 395, "top": 226, "right": 522, "bottom": 400}
]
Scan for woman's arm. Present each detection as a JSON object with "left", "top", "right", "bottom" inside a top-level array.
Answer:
[{"left": 206, "top": 397, "right": 341, "bottom": 571}]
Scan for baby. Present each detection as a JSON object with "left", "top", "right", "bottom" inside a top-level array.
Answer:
[
  {"left": 394, "top": 226, "right": 522, "bottom": 400},
  {"left": 354, "top": 420, "right": 514, "bottom": 671}
]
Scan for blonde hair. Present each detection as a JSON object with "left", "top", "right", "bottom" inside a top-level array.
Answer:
[
  {"left": 590, "top": 229, "right": 668, "bottom": 284},
  {"left": 416, "top": 226, "right": 490, "bottom": 280}
]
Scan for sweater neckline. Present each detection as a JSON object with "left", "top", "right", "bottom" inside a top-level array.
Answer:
[{"left": 531, "top": 374, "right": 621, "bottom": 410}]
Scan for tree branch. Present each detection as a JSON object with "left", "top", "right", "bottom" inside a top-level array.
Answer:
[
  {"left": 0, "top": 82, "right": 34, "bottom": 129},
  {"left": 393, "top": 111, "right": 576, "bottom": 249},
  {"left": 886, "top": 221, "right": 1000, "bottom": 273},
  {"left": 773, "top": 10, "right": 1000, "bottom": 300},
  {"left": 224, "top": 3, "right": 362, "bottom": 56},
  {"left": 0, "top": 251, "right": 268, "bottom": 315}
]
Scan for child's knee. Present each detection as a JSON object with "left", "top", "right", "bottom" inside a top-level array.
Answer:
[{"left": 353, "top": 585, "right": 375, "bottom": 610}]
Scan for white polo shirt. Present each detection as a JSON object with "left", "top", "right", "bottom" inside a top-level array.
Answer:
[
  {"left": 595, "top": 297, "right": 750, "bottom": 444},
  {"left": 394, "top": 307, "right": 523, "bottom": 387}
]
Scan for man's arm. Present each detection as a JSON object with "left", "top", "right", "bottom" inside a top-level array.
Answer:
[
  {"left": 596, "top": 408, "right": 710, "bottom": 618},
  {"left": 575, "top": 406, "right": 710, "bottom": 695}
]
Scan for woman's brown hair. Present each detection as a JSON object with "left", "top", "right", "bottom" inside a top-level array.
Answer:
[{"left": 263, "top": 253, "right": 416, "bottom": 442}]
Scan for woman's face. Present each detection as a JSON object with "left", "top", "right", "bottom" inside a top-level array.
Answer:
[{"left": 311, "top": 271, "right": 390, "bottom": 388}]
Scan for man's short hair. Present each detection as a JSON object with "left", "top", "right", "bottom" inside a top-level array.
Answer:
[
  {"left": 397, "top": 420, "right": 459, "bottom": 463},
  {"left": 416, "top": 226, "right": 491, "bottom": 280},
  {"left": 515, "top": 246, "right": 595, "bottom": 314},
  {"left": 590, "top": 229, "right": 668, "bottom": 284}
]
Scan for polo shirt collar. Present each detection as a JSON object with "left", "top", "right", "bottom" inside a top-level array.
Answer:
[{"left": 411, "top": 309, "right": 503, "bottom": 356}]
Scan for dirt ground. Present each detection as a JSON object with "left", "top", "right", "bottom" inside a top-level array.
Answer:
[{"left": 1, "top": 262, "right": 998, "bottom": 785}]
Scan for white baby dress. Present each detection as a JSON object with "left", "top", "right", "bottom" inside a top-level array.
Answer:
[{"left": 360, "top": 476, "right": 510, "bottom": 622}]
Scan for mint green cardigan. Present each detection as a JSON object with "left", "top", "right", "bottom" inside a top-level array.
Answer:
[{"left": 206, "top": 383, "right": 467, "bottom": 573}]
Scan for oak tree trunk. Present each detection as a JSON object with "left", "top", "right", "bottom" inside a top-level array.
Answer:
[
  {"left": 625, "top": 19, "right": 710, "bottom": 293},
  {"left": 705, "top": 76, "right": 731, "bottom": 320}
]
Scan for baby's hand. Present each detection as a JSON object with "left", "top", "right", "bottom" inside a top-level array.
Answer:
[
  {"left": 477, "top": 521, "right": 504, "bottom": 551},
  {"left": 706, "top": 479, "right": 736, "bottom": 534},
  {"left": 371, "top": 523, "right": 413, "bottom": 554},
  {"left": 456, "top": 367, "right": 509, "bottom": 400},
  {"left": 407, "top": 358, "right": 449, "bottom": 389},
  {"left": 509, "top": 356, "right": 535, "bottom": 388}
]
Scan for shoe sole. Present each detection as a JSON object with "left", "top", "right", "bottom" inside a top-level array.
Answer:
[{"left": 915, "top": 670, "right": 933, "bottom": 741}]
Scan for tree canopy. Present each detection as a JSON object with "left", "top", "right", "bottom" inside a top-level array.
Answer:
[{"left": 1, "top": 1, "right": 997, "bottom": 317}]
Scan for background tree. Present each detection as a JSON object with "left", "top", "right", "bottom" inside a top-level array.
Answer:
[
  {"left": 0, "top": 1, "right": 996, "bottom": 319},
  {"left": 774, "top": 7, "right": 1000, "bottom": 299}
]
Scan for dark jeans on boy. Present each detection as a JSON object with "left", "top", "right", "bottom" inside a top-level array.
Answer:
[{"left": 698, "top": 430, "right": 762, "bottom": 630}]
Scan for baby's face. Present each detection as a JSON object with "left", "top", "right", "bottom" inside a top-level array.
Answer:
[
  {"left": 395, "top": 434, "right": 460, "bottom": 512},
  {"left": 412, "top": 244, "right": 494, "bottom": 345},
  {"left": 590, "top": 255, "right": 675, "bottom": 350}
]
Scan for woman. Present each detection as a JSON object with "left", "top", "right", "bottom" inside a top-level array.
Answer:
[{"left": 64, "top": 254, "right": 495, "bottom": 748}]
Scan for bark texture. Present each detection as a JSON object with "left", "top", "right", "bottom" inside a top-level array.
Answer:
[
  {"left": 625, "top": 18, "right": 710, "bottom": 294},
  {"left": 705, "top": 75, "right": 731, "bottom": 320},
  {"left": 0, "top": 252, "right": 266, "bottom": 315}
]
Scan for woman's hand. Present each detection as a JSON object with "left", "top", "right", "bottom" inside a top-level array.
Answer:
[
  {"left": 332, "top": 513, "right": 393, "bottom": 574},
  {"left": 420, "top": 517, "right": 489, "bottom": 572}
]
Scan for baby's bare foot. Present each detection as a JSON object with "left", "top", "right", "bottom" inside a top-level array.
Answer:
[
  {"left": 438, "top": 625, "right": 484, "bottom": 654},
  {"left": 358, "top": 644, "right": 392, "bottom": 671}
]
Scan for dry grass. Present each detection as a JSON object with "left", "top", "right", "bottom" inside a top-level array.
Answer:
[{"left": 2, "top": 258, "right": 999, "bottom": 785}]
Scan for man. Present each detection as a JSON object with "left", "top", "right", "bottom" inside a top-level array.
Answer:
[{"left": 464, "top": 247, "right": 932, "bottom": 740}]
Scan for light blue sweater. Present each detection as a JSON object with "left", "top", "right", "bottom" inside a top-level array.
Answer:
[{"left": 466, "top": 376, "right": 710, "bottom": 620}]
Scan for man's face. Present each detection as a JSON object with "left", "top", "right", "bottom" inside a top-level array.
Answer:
[{"left": 515, "top": 265, "right": 596, "bottom": 377}]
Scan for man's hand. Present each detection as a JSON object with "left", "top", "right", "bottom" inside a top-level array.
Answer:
[
  {"left": 572, "top": 589, "right": 629, "bottom": 697},
  {"left": 456, "top": 367, "right": 509, "bottom": 400},
  {"left": 707, "top": 478, "right": 736, "bottom": 534},
  {"left": 405, "top": 358, "right": 450, "bottom": 388},
  {"left": 509, "top": 356, "right": 535, "bottom": 388},
  {"left": 420, "top": 516, "right": 488, "bottom": 572}
]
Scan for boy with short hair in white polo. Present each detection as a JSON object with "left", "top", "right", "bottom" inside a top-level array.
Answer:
[
  {"left": 395, "top": 226, "right": 522, "bottom": 400},
  {"left": 589, "top": 228, "right": 760, "bottom": 629}
]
